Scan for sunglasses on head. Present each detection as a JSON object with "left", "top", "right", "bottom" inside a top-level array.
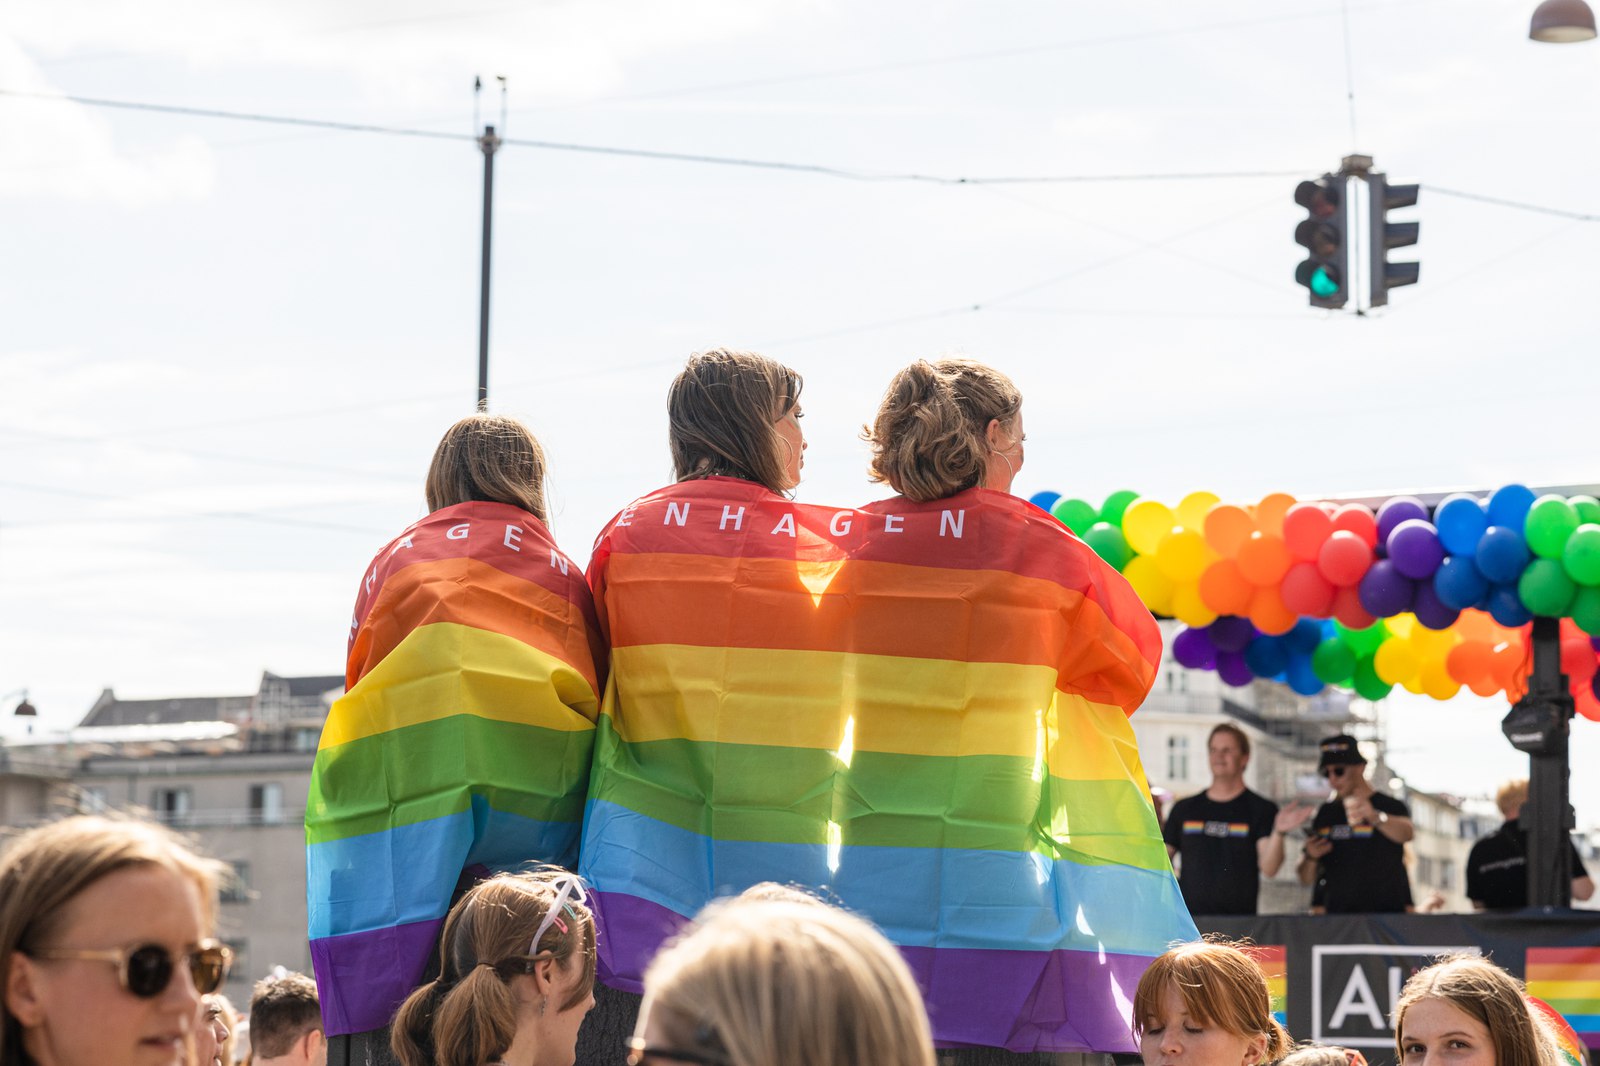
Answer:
[{"left": 30, "top": 939, "right": 232, "bottom": 998}]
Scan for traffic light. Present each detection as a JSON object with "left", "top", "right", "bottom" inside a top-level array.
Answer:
[
  {"left": 1368, "top": 172, "right": 1419, "bottom": 307},
  {"left": 1294, "top": 175, "right": 1349, "bottom": 309}
]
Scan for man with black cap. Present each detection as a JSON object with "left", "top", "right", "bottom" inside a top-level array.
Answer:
[{"left": 1297, "top": 733, "right": 1414, "bottom": 913}]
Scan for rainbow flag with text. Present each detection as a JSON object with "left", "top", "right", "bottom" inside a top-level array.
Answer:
[
  {"left": 579, "top": 477, "right": 1195, "bottom": 1053},
  {"left": 306, "top": 502, "right": 604, "bottom": 1036}
]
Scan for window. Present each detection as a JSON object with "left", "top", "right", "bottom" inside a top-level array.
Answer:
[
  {"left": 1441, "top": 859, "right": 1456, "bottom": 891},
  {"left": 151, "top": 788, "right": 191, "bottom": 823},
  {"left": 1418, "top": 856, "right": 1436, "bottom": 885},
  {"left": 221, "top": 863, "right": 251, "bottom": 904},
  {"left": 79, "top": 786, "right": 109, "bottom": 813},
  {"left": 250, "top": 783, "right": 284, "bottom": 824},
  {"left": 222, "top": 939, "right": 248, "bottom": 982},
  {"left": 1166, "top": 735, "right": 1190, "bottom": 781}
]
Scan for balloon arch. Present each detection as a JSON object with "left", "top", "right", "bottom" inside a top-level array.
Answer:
[{"left": 1027, "top": 484, "right": 1600, "bottom": 722}]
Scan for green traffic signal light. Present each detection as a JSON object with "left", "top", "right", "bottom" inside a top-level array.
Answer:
[{"left": 1293, "top": 176, "right": 1349, "bottom": 310}]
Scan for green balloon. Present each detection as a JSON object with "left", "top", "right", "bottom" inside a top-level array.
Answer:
[
  {"left": 1353, "top": 655, "right": 1394, "bottom": 701},
  {"left": 1050, "top": 497, "right": 1099, "bottom": 536},
  {"left": 1335, "top": 620, "right": 1389, "bottom": 657},
  {"left": 1100, "top": 490, "right": 1140, "bottom": 528},
  {"left": 1082, "top": 521, "right": 1133, "bottom": 571},
  {"left": 1572, "top": 496, "right": 1600, "bottom": 526},
  {"left": 1563, "top": 524, "right": 1600, "bottom": 586},
  {"left": 1518, "top": 557, "right": 1577, "bottom": 617},
  {"left": 1525, "top": 494, "right": 1580, "bottom": 559},
  {"left": 1573, "top": 587, "right": 1600, "bottom": 636},
  {"left": 1312, "top": 639, "right": 1358, "bottom": 686}
]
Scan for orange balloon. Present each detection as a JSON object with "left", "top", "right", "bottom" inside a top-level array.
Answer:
[
  {"left": 1204, "top": 504, "right": 1257, "bottom": 558},
  {"left": 1254, "top": 492, "right": 1298, "bottom": 537},
  {"left": 1198, "top": 559, "right": 1254, "bottom": 616},
  {"left": 1236, "top": 533, "right": 1293, "bottom": 587},
  {"left": 1454, "top": 609, "right": 1495, "bottom": 644},
  {"left": 1249, "top": 584, "right": 1299, "bottom": 635},
  {"left": 1493, "top": 642, "right": 1530, "bottom": 700},
  {"left": 1446, "top": 640, "right": 1493, "bottom": 686}
]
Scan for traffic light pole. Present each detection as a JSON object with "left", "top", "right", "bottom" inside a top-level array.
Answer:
[{"left": 1500, "top": 616, "right": 1575, "bottom": 908}]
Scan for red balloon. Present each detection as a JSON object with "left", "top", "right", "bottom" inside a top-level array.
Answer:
[
  {"left": 1331, "top": 585, "right": 1376, "bottom": 629},
  {"left": 1283, "top": 503, "right": 1335, "bottom": 562},
  {"left": 1560, "top": 637, "right": 1598, "bottom": 685},
  {"left": 1280, "top": 561, "right": 1336, "bottom": 616},
  {"left": 1331, "top": 504, "right": 1379, "bottom": 548},
  {"left": 1318, "top": 530, "right": 1373, "bottom": 587}
]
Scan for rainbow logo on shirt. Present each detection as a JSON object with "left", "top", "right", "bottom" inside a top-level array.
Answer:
[
  {"left": 1243, "top": 944, "right": 1288, "bottom": 1027},
  {"left": 1183, "top": 820, "right": 1206, "bottom": 834},
  {"left": 1227, "top": 822, "right": 1251, "bottom": 837},
  {"left": 1526, "top": 947, "right": 1600, "bottom": 1050}
]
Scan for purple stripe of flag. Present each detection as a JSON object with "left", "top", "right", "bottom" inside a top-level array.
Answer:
[{"left": 310, "top": 918, "right": 443, "bottom": 1036}]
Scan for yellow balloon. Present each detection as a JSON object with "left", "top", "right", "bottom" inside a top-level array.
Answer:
[
  {"left": 1401, "top": 673, "right": 1428, "bottom": 695},
  {"left": 1123, "top": 499, "right": 1175, "bottom": 557},
  {"left": 1123, "top": 555, "right": 1175, "bottom": 616},
  {"left": 1420, "top": 660, "right": 1461, "bottom": 701},
  {"left": 1176, "top": 491, "right": 1222, "bottom": 531},
  {"left": 1411, "top": 625, "right": 1458, "bottom": 658},
  {"left": 1170, "top": 582, "right": 1218, "bottom": 627},
  {"left": 1373, "top": 638, "right": 1420, "bottom": 685},
  {"left": 1385, "top": 614, "right": 1416, "bottom": 640},
  {"left": 1156, "top": 527, "right": 1211, "bottom": 583}
]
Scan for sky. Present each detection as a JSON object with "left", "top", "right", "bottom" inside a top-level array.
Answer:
[{"left": 3, "top": 0, "right": 1598, "bottom": 823}]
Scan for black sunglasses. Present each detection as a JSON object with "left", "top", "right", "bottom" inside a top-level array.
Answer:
[
  {"left": 625, "top": 1038, "right": 730, "bottom": 1066},
  {"left": 1323, "top": 765, "right": 1350, "bottom": 779},
  {"left": 30, "top": 939, "right": 232, "bottom": 998}
]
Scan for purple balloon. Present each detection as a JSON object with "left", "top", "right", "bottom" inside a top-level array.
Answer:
[
  {"left": 1173, "top": 627, "right": 1218, "bottom": 670},
  {"left": 1216, "top": 650, "right": 1254, "bottom": 687},
  {"left": 1209, "top": 615, "right": 1256, "bottom": 653},
  {"left": 1388, "top": 518, "right": 1445, "bottom": 580},
  {"left": 1377, "top": 496, "right": 1430, "bottom": 545},
  {"left": 1358, "top": 558, "right": 1416, "bottom": 617},
  {"left": 1412, "top": 582, "right": 1461, "bottom": 631}
]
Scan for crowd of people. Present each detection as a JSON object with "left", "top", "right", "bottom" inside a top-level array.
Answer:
[
  {"left": 0, "top": 813, "right": 1583, "bottom": 1066},
  {"left": 3, "top": 348, "right": 1592, "bottom": 1066}
]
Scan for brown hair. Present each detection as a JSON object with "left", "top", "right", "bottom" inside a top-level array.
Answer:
[
  {"left": 206, "top": 994, "right": 241, "bottom": 1066},
  {"left": 391, "top": 872, "right": 596, "bottom": 1066},
  {"left": 1394, "top": 955, "right": 1562, "bottom": 1066},
  {"left": 640, "top": 897, "right": 935, "bottom": 1066},
  {"left": 668, "top": 348, "right": 803, "bottom": 493},
  {"left": 1209, "top": 723, "right": 1252, "bottom": 759},
  {"left": 249, "top": 972, "right": 321, "bottom": 1059},
  {"left": 0, "top": 815, "right": 225, "bottom": 1066},
  {"left": 1132, "top": 940, "right": 1292, "bottom": 1062},
  {"left": 864, "top": 358, "right": 1021, "bottom": 502},
  {"left": 424, "top": 414, "right": 549, "bottom": 523}
]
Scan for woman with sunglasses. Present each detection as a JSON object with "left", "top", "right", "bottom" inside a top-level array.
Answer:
[
  {"left": 1132, "top": 939, "right": 1292, "bottom": 1066},
  {"left": 628, "top": 895, "right": 934, "bottom": 1066},
  {"left": 392, "top": 870, "right": 596, "bottom": 1066},
  {"left": 1393, "top": 955, "right": 1563, "bottom": 1066},
  {"left": 0, "top": 815, "right": 231, "bottom": 1066}
]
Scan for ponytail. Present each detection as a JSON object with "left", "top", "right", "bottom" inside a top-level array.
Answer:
[{"left": 865, "top": 359, "right": 1020, "bottom": 502}]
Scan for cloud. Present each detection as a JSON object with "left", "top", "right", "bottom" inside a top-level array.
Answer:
[{"left": 0, "top": 37, "right": 216, "bottom": 204}]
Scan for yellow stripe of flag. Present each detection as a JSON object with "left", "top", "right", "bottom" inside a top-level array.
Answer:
[{"left": 320, "top": 622, "right": 599, "bottom": 750}]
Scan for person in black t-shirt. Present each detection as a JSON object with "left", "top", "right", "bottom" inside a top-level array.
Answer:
[
  {"left": 1297, "top": 734, "right": 1413, "bottom": 914},
  {"left": 1163, "top": 723, "right": 1313, "bottom": 916},
  {"left": 1466, "top": 777, "right": 1595, "bottom": 910}
]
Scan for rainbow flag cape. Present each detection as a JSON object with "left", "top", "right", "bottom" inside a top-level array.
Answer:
[
  {"left": 579, "top": 477, "right": 1195, "bottom": 1053},
  {"left": 1527, "top": 948, "right": 1600, "bottom": 1054},
  {"left": 306, "top": 502, "right": 604, "bottom": 1036}
]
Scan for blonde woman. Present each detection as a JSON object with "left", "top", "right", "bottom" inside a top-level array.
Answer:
[
  {"left": 630, "top": 897, "right": 934, "bottom": 1066},
  {"left": 1394, "top": 955, "right": 1563, "bottom": 1066},
  {"left": 0, "top": 815, "right": 231, "bottom": 1066},
  {"left": 1133, "top": 940, "right": 1292, "bottom": 1066},
  {"left": 391, "top": 871, "right": 596, "bottom": 1066}
]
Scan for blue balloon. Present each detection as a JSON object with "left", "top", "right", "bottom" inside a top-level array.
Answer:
[
  {"left": 1377, "top": 497, "right": 1429, "bottom": 545},
  {"left": 1285, "top": 617, "right": 1325, "bottom": 655},
  {"left": 1028, "top": 491, "right": 1062, "bottom": 514},
  {"left": 1412, "top": 582, "right": 1461, "bottom": 631},
  {"left": 1487, "top": 583, "right": 1533, "bottom": 628},
  {"left": 1488, "top": 484, "right": 1537, "bottom": 530},
  {"left": 1434, "top": 555, "right": 1489, "bottom": 611},
  {"left": 1286, "top": 654, "right": 1325, "bottom": 696},
  {"left": 1476, "top": 525, "right": 1531, "bottom": 584},
  {"left": 1244, "top": 635, "right": 1290, "bottom": 678},
  {"left": 1435, "top": 494, "right": 1488, "bottom": 557},
  {"left": 1358, "top": 558, "right": 1416, "bottom": 617}
]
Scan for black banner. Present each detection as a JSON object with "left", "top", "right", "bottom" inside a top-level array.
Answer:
[{"left": 1202, "top": 912, "right": 1600, "bottom": 1062}]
